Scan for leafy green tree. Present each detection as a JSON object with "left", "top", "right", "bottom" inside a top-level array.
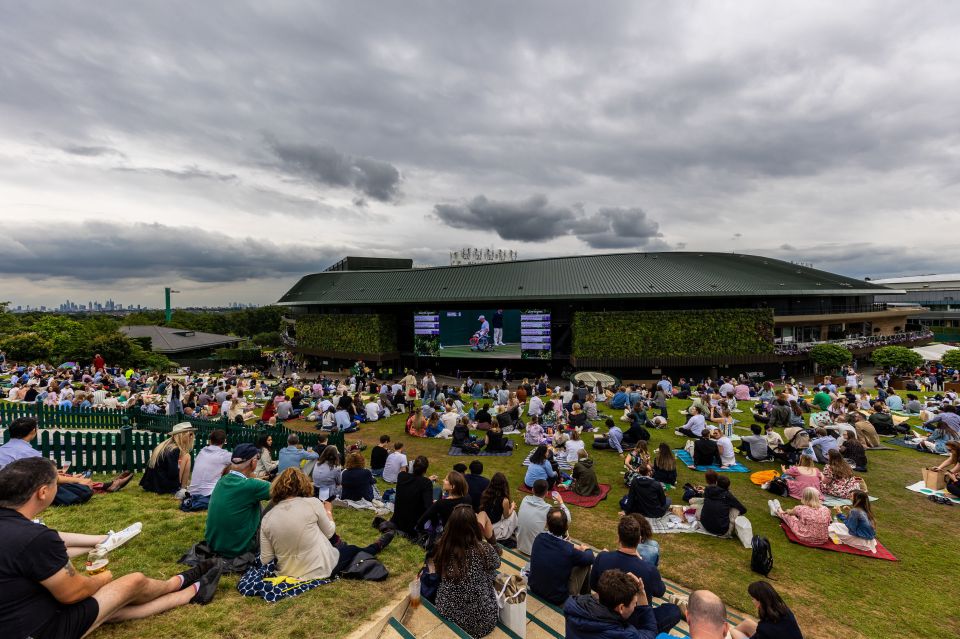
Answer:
[
  {"left": 871, "top": 345, "right": 924, "bottom": 372},
  {"left": 251, "top": 331, "right": 282, "bottom": 347},
  {"left": 941, "top": 349, "right": 960, "bottom": 370},
  {"left": 0, "top": 333, "right": 53, "bottom": 362},
  {"left": 0, "top": 302, "right": 19, "bottom": 336},
  {"left": 808, "top": 343, "right": 853, "bottom": 374}
]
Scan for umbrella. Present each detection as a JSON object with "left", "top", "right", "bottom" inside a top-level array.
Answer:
[{"left": 59, "top": 362, "right": 78, "bottom": 369}]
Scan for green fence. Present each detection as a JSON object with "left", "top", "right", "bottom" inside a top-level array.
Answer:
[{"left": 0, "top": 402, "right": 130, "bottom": 430}]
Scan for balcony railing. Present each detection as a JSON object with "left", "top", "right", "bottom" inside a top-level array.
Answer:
[
  {"left": 770, "top": 302, "right": 926, "bottom": 316},
  {"left": 772, "top": 330, "right": 934, "bottom": 355}
]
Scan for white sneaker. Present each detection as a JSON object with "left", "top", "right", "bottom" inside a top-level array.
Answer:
[
  {"left": 174, "top": 488, "right": 188, "bottom": 501},
  {"left": 768, "top": 500, "right": 780, "bottom": 517},
  {"left": 97, "top": 522, "right": 142, "bottom": 553}
]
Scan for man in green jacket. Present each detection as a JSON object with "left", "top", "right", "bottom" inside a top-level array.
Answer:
[{"left": 204, "top": 443, "right": 271, "bottom": 558}]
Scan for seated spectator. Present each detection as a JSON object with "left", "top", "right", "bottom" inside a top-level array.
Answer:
[
  {"left": 370, "top": 435, "right": 391, "bottom": 478},
  {"left": 885, "top": 391, "right": 904, "bottom": 411},
  {"left": 204, "top": 443, "right": 271, "bottom": 558},
  {"left": 466, "top": 460, "right": 490, "bottom": 511},
  {"left": 699, "top": 475, "right": 747, "bottom": 537},
  {"left": 713, "top": 428, "right": 737, "bottom": 467},
  {"left": 830, "top": 489, "right": 877, "bottom": 553},
  {"left": 593, "top": 418, "right": 626, "bottom": 453},
  {"left": 524, "top": 444, "right": 558, "bottom": 490},
  {"left": 406, "top": 409, "right": 428, "bottom": 437},
  {"left": 850, "top": 413, "right": 881, "bottom": 448},
  {"left": 610, "top": 386, "right": 631, "bottom": 410},
  {"left": 820, "top": 450, "right": 864, "bottom": 499},
  {"left": 771, "top": 487, "right": 831, "bottom": 545},
  {"left": 810, "top": 427, "right": 839, "bottom": 463},
  {"left": 479, "top": 472, "right": 518, "bottom": 545},
  {"left": 424, "top": 413, "right": 445, "bottom": 438},
  {"left": 484, "top": 421, "right": 514, "bottom": 453},
  {"left": 529, "top": 507, "right": 594, "bottom": 605},
  {"left": 694, "top": 431, "right": 720, "bottom": 467},
  {"left": 777, "top": 455, "right": 822, "bottom": 500},
  {"left": 590, "top": 516, "right": 680, "bottom": 635},
  {"left": 525, "top": 415, "right": 547, "bottom": 446},
  {"left": 684, "top": 590, "right": 734, "bottom": 639},
  {"left": 140, "top": 423, "right": 196, "bottom": 499},
  {"left": 517, "top": 479, "right": 570, "bottom": 555},
  {"left": 333, "top": 407, "right": 360, "bottom": 433},
  {"left": 623, "top": 403, "right": 651, "bottom": 445},
  {"left": 0, "top": 458, "right": 218, "bottom": 639},
  {"left": 730, "top": 581, "right": 804, "bottom": 639},
  {"left": 630, "top": 514, "right": 660, "bottom": 566},
  {"left": 312, "top": 447, "right": 342, "bottom": 501},
  {"left": 564, "top": 569, "right": 658, "bottom": 639},
  {"left": 676, "top": 405, "right": 707, "bottom": 438},
  {"left": 452, "top": 417, "right": 480, "bottom": 453},
  {"left": 390, "top": 456, "right": 437, "bottom": 537},
  {"left": 583, "top": 395, "right": 600, "bottom": 421},
  {"left": 564, "top": 429, "right": 586, "bottom": 464},
  {"left": 276, "top": 434, "right": 319, "bottom": 474},
  {"left": 254, "top": 434, "right": 278, "bottom": 480},
  {"left": 740, "top": 424, "right": 773, "bottom": 461},
  {"left": 433, "top": 504, "right": 501, "bottom": 638},
  {"left": 474, "top": 403, "right": 493, "bottom": 429},
  {"left": 868, "top": 402, "right": 906, "bottom": 436},
  {"left": 572, "top": 449, "right": 601, "bottom": 497},
  {"left": 180, "top": 429, "right": 232, "bottom": 512},
  {"left": 904, "top": 394, "right": 924, "bottom": 414},
  {"left": 382, "top": 442, "right": 408, "bottom": 483},
  {"left": 260, "top": 468, "right": 393, "bottom": 581},
  {"left": 416, "top": 471, "right": 472, "bottom": 535},
  {"left": 620, "top": 465, "right": 670, "bottom": 518},
  {"left": 340, "top": 452, "right": 376, "bottom": 502},
  {"left": 650, "top": 443, "right": 677, "bottom": 486},
  {"left": 839, "top": 430, "right": 868, "bottom": 472}
]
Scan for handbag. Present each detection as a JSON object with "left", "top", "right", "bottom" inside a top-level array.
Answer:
[{"left": 495, "top": 573, "right": 527, "bottom": 637}]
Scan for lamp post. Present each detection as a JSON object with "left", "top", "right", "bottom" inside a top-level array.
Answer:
[{"left": 164, "top": 287, "right": 180, "bottom": 324}]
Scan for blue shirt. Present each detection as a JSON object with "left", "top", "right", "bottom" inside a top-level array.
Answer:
[
  {"left": 811, "top": 435, "right": 839, "bottom": 457},
  {"left": 610, "top": 392, "right": 629, "bottom": 409},
  {"left": 335, "top": 410, "right": 353, "bottom": 429},
  {"left": 276, "top": 446, "right": 318, "bottom": 473},
  {"left": 590, "top": 550, "right": 666, "bottom": 600},
  {"left": 524, "top": 460, "right": 556, "bottom": 487},
  {"left": 0, "top": 438, "right": 40, "bottom": 468},
  {"left": 606, "top": 427, "right": 624, "bottom": 453},
  {"left": 885, "top": 395, "right": 904, "bottom": 411},
  {"left": 839, "top": 508, "right": 876, "bottom": 540}
]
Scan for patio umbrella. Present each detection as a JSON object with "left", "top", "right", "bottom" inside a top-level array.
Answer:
[{"left": 59, "top": 362, "right": 78, "bottom": 369}]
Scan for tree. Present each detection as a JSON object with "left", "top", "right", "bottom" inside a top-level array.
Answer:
[
  {"left": 0, "top": 333, "right": 53, "bottom": 362},
  {"left": 871, "top": 345, "right": 923, "bottom": 373},
  {"left": 809, "top": 343, "right": 852, "bottom": 374},
  {"left": 0, "top": 302, "right": 19, "bottom": 336},
  {"left": 941, "top": 348, "right": 960, "bottom": 370}
]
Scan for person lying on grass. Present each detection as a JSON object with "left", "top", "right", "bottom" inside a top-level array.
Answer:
[{"left": 0, "top": 458, "right": 220, "bottom": 639}]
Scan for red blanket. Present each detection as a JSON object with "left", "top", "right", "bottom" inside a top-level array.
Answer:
[
  {"left": 779, "top": 522, "right": 898, "bottom": 561},
  {"left": 518, "top": 483, "right": 611, "bottom": 508}
]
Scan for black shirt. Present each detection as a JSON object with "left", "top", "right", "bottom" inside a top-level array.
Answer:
[
  {"left": 699, "top": 485, "right": 747, "bottom": 536},
  {"left": 340, "top": 468, "right": 375, "bottom": 502},
  {"left": 0, "top": 508, "right": 79, "bottom": 638},
  {"left": 416, "top": 495, "right": 471, "bottom": 531},
  {"left": 391, "top": 473, "right": 435, "bottom": 535},
  {"left": 476, "top": 409, "right": 492, "bottom": 424},
  {"left": 693, "top": 438, "right": 719, "bottom": 467},
  {"left": 370, "top": 446, "right": 389, "bottom": 471},
  {"left": 624, "top": 476, "right": 669, "bottom": 518},
  {"left": 139, "top": 447, "right": 181, "bottom": 494},
  {"left": 485, "top": 430, "right": 508, "bottom": 452},
  {"left": 465, "top": 473, "right": 490, "bottom": 511},
  {"left": 754, "top": 610, "right": 804, "bottom": 639}
]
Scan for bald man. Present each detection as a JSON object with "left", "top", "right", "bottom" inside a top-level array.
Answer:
[{"left": 685, "top": 590, "right": 729, "bottom": 639}]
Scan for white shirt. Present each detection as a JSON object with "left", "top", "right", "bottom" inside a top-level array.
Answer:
[
  {"left": 365, "top": 401, "right": 381, "bottom": 421},
  {"left": 565, "top": 439, "right": 585, "bottom": 464},
  {"left": 528, "top": 396, "right": 544, "bottom": 417},
  {"left": 188, "top": 445, "right": 233, "bottom": 497},
  {"left": 440, "top": 411, "right": 459, "bottom": 430},
  {"left": 382, "top": 451, "right": 408, "bottom": 483},
  {"left": 684, "top": 414, "right": 706, "bottom": 437},
  {"left": 716, "top": 437, "right": 736, "bottom": 466}
]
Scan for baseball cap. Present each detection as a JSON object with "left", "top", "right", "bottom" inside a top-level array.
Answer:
[{"left": 231, "top": 443, "right": 260, "bottom": 464}]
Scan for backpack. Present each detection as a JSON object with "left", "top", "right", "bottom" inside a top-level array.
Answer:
[
  {"left": 341, "top": 551, "right": 389, "bottom": 581},
  {"left": 751, "top": 535, "right": 773, "bottom": 576}
]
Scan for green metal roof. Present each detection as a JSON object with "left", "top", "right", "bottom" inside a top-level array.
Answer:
[{"left": 277, "top": 251, "right": 896, "bottom": 306}]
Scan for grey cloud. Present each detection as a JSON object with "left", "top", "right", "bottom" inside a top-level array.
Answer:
[
  {"left": 432, "top": 195, "right": 662, "bottom": 249},
  {"left": 268, "top": 139, "right": 401, "bottom": 201},
  {"left": 113, "top": 165, "right": 238, "bottom": 182},
  {"left": 768, "top": 243, "right": 952, "bottom": 280},
  {"left": 0, "top": 222, "right": 337, "bottom": 283},
  {"left": 62, "top": 145, "right": 126, "bottom": 158}
]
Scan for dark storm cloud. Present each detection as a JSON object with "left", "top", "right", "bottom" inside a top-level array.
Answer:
[
  {"left": 0, "top": 222, "right": 336, "bottom": 283},
  {"left": 268, "top": 139, "right": 401, "bottom": 201},
  {"left": 432, "top": 195, "right": 663, "bottom": 249}
]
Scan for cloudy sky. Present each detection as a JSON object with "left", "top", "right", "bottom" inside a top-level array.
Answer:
[{"left": 2, "top": 1, "right": 958, "bottom": 308}]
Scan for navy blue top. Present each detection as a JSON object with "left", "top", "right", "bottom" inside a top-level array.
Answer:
[
  {"left": 590, "top": 550, "right": 666, "bottom": 599},
  {"left": 528, "top": 533, "right": 594, "bottom": 605}
]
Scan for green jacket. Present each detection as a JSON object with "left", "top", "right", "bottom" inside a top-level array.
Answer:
[{"left": 572, "top": 458, "right": 601, "bottom": 497}]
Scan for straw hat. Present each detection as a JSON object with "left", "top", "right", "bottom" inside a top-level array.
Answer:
[{"left": 170, "top": 422, "right": 195, "bottom": 435}]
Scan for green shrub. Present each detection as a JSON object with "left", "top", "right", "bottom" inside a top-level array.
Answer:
[
  {"left": 252, "top": 331, "right": 282, "bottom": 347},
  {"left": 809, "top": 343, "right": 853, "bottom": 374},
  {"left": 296, "top": 314, "right": 397, "bottom": 355},
  {"left": 214, "top": 347, "right": 263, "bottom": 362},
  {"left": 0, "top": 332, "right": 53, "bottom": 362},
  {"left": 871, "top": 345, "right": 923, "bottom": 372},
  {"left": 941, "top": 348, "right": 960, "bottom": 370},
  {"left": 571, "top": 309, "right": 774, "bottom": 358}
]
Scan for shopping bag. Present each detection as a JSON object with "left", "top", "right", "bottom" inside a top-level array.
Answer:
[
  {"left": 734, "top": 516, "right": 754, "bottom": 549},
  {"left": 495, "top": 574, "right": 527, "bottom": 638},
  {"left": 922, "top": 467, "right": 946, "bottom": 490}
]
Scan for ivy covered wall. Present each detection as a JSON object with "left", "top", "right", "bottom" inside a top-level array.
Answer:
[
  {"left": 572, "top": 309, "right": 774, "bottom": 358},
  {"left": 296, "top": 314, "right": 398, "bottom": 355}
]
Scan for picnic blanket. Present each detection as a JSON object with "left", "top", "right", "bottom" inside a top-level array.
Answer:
[
  {"left": 887, "top": 438, "right": 949, "bottom": 455},
  {"left": 675, "top": 449, "right": 750, "bottom": 473},
  {"left": 645, "top": 513, "right": 725, "bottom": 539},
  {"left": 448, "top": 446, "right": 513, "bottom": 457},
  {"left": 779, "top": 522, "right": 898, "bottom": 561},
  {"left": 821, "top": 494, "right": 879, "bottom": 508},
  {"left": 906, "top": 480, "right": 960, "bottom": 504},
  {"left": 522, "top": 450, "right": 573, "bottom": 472},
  {"left": 517, "top": 482, "right": 611, "bottom": 507}
]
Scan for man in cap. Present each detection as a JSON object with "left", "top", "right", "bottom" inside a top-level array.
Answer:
[{"left": 203, "top": 443, "right": 271, "bottom": 558}]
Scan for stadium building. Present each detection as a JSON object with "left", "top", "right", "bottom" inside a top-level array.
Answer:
[{"left": 277, "top": 253, "right": 930, "bottom": 377}]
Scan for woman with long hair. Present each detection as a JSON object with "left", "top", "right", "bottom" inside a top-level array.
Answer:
[
  {"left": 820, "top": 449, "right": 864, "bottom": 498},
  {"left": 417, "top": 471, "right": 472, "bottom": 533},
  {"left": 312, "top": 446, "right": 342, "bottom": 501},
  {"left": 254, "top": 434, "right": 278, "bottom": 479},
  {"left": 652, "top": 442, "right": 677, "bottom": 486},
  {"left": 433, "top": 504, "right": 501, "bottom": 638},
  {"left": 730, "top": 581, "right": 803, "bottom": 639},
  {"left": 524, "top": 444, "right": 557, "bottom": 490},
  {"left": 478, "top": 472, "right": 518, "bottom": 544},
  {"left": 935, "top": 440, "right": 960, "bottom": 497},
  {"left": 829, "top": 489, "right": 878, "bottom": 553},
  {"left": 779, "top": 454, "right": 822, "bottom": 500},
  {"left": 139, "top": 424, "right": 195, "bottom": 496},
  {"left": 406, "top": 407, "right": 427, "bottom": 437}
]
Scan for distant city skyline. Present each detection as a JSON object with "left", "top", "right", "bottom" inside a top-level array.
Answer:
[{"left": 7, "top": 297, "right": 261, "bottom": 313}]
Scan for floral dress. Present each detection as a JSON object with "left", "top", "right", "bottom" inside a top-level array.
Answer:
[
  {"left": 436, "top": 543, "right": 501, "bottom": 638},
  {"left": 779, "top": 505, "right": 831, "bottom": 544},
  {"left": 819, "top": 466, "right": 861, "bottom": 499}
]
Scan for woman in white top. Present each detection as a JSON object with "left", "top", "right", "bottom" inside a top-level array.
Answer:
[{"left": 565, "top": 429, "right": 586, "bottom": 464}]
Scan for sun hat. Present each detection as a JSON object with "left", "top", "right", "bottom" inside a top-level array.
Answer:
[{"left": 170, "top": 422, "right": 196, "bottom": 435}]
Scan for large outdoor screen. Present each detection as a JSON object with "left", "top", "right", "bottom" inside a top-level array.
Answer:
[{"left": 414, "top": 309, "right": 551, "bottom": 360}]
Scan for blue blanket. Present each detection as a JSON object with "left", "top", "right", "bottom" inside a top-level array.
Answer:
[{"left": 675, "top": 449, "right": 750, "bottom": 473}]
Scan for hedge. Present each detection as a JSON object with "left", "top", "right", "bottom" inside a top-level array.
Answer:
[
  {"left": 296, "top": 314, "right": 397, "bottom": 355},
  {"left": 572, "top": 309, "right": 774, "bottom": 358}
]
